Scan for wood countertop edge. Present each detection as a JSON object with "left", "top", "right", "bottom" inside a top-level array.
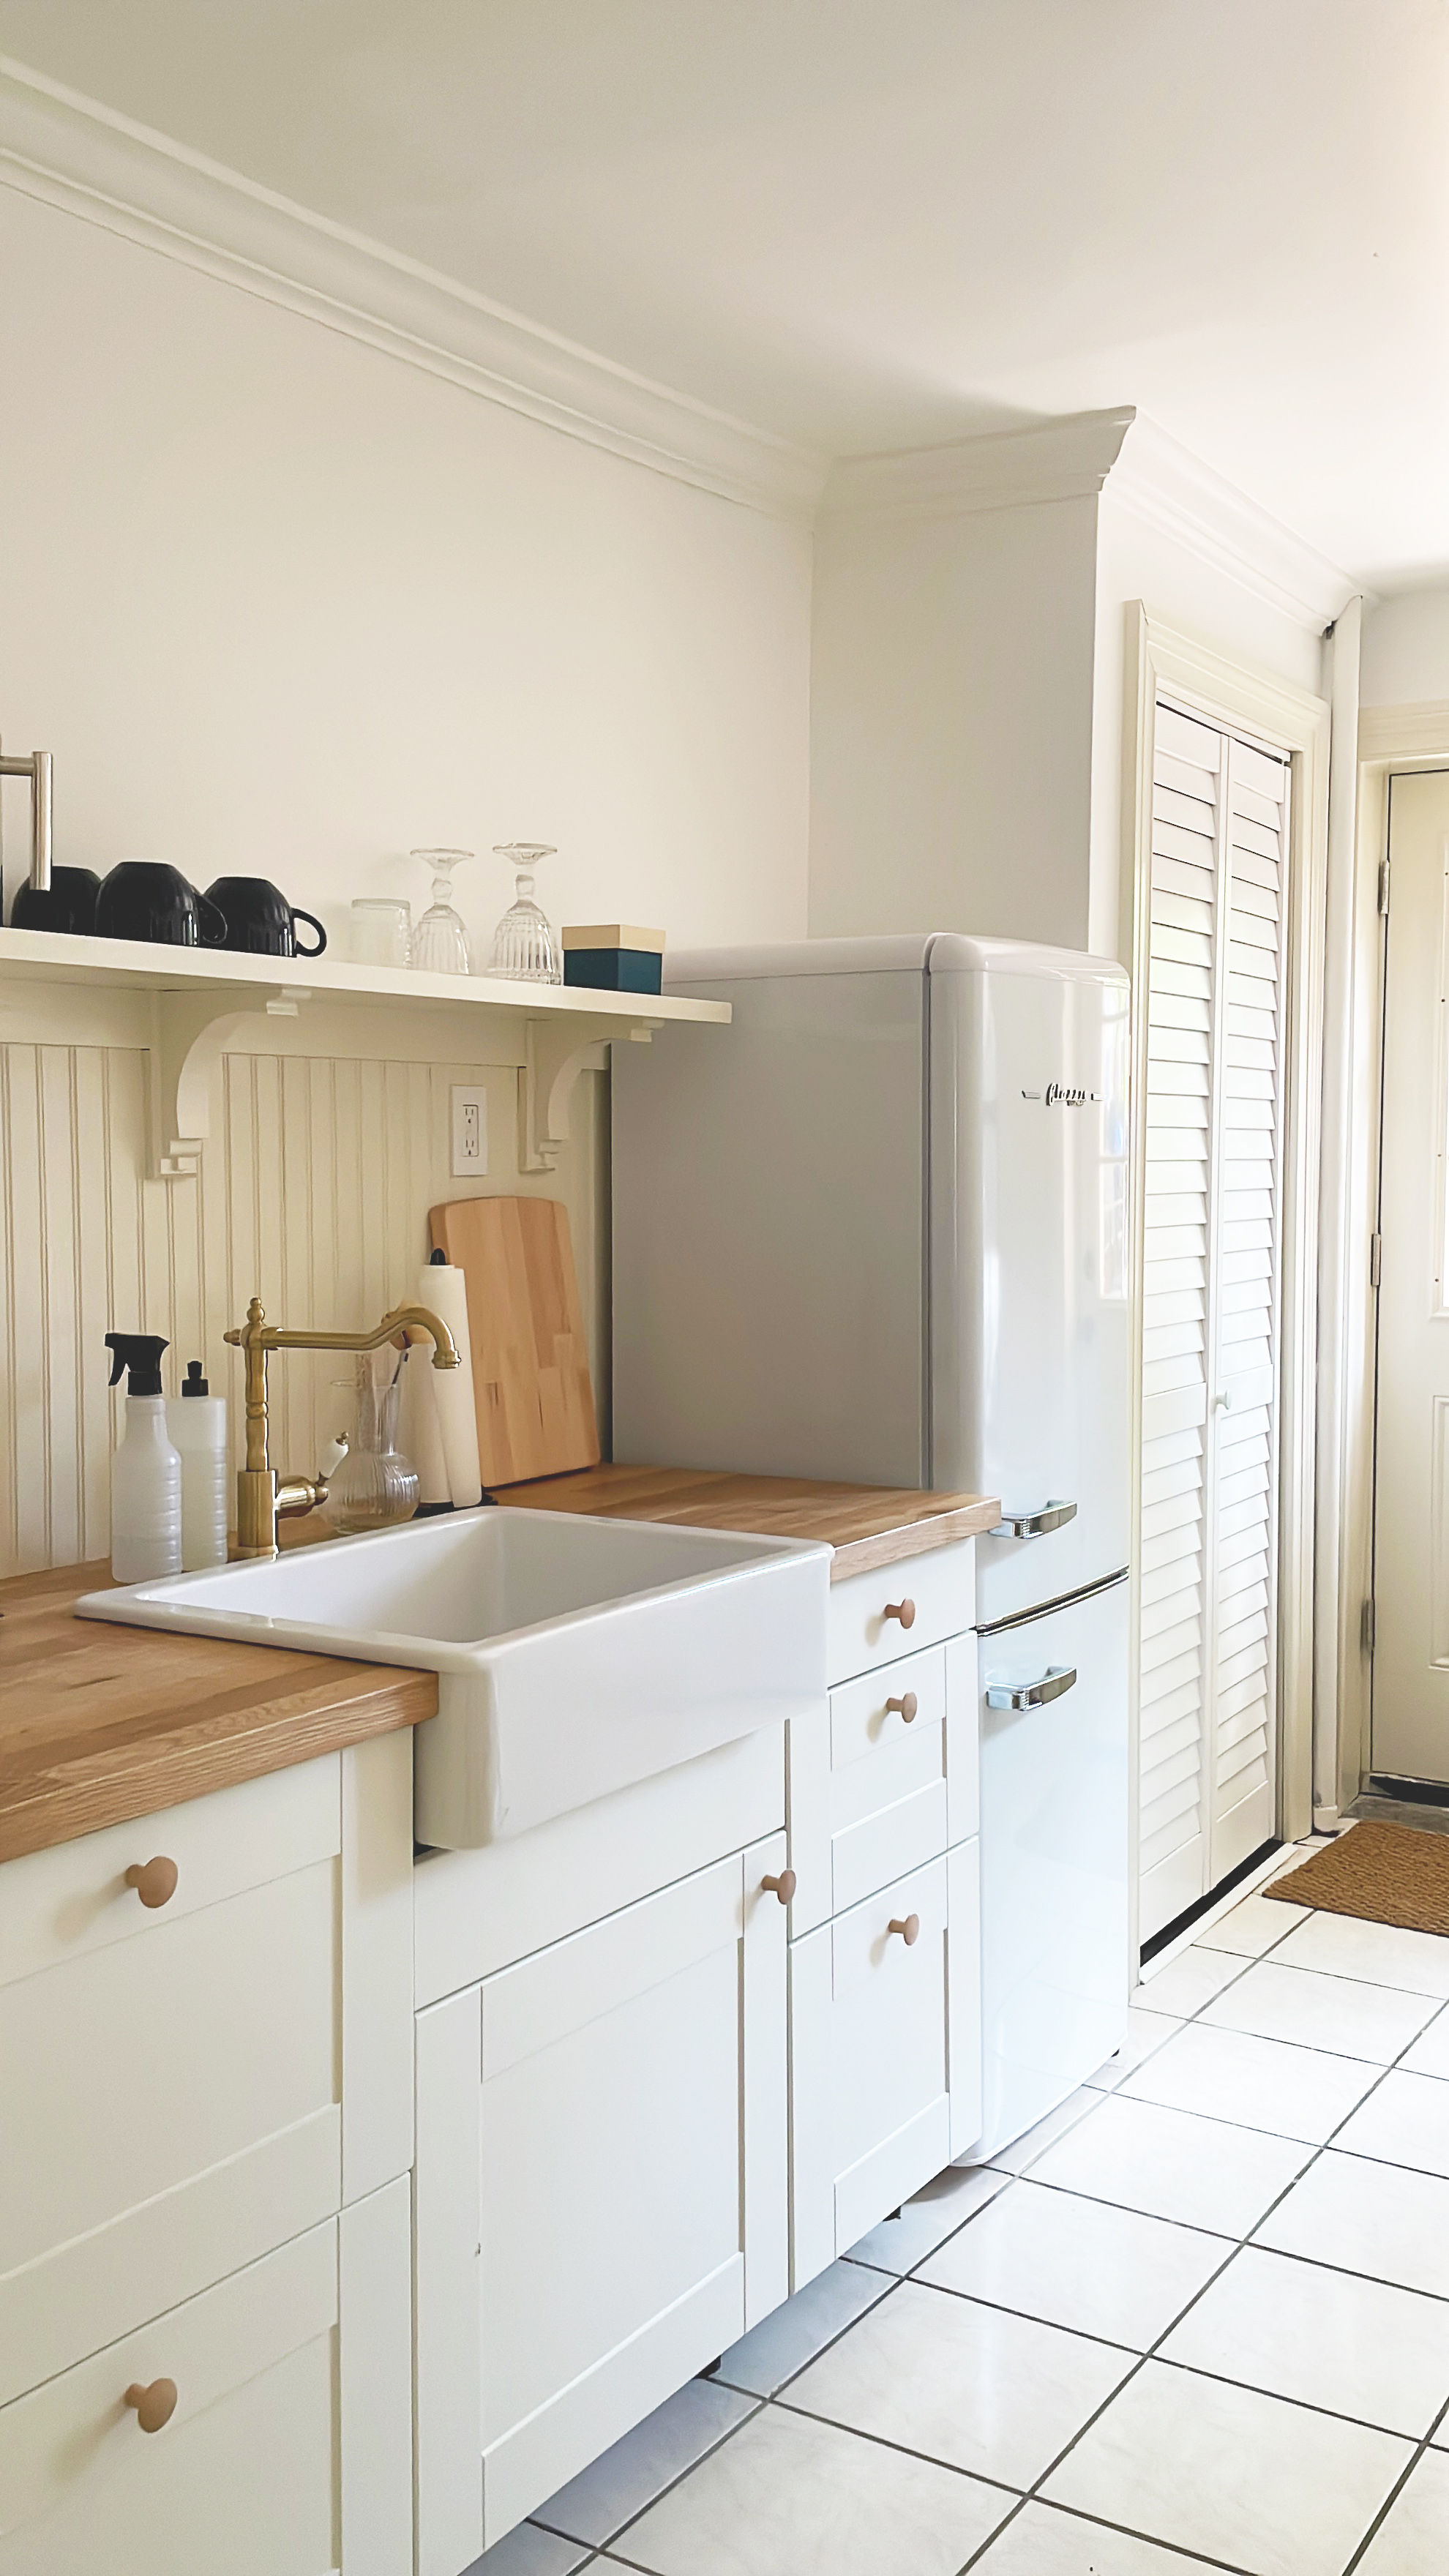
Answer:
[
  {"left": 0, "top": 1662, "right": 436, "bottom": 1867},
  {"left": 823, "top": 1499, "right": 999, "bottom": 1576}
]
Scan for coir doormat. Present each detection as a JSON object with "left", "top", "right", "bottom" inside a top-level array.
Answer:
[{"left": 1265, "top": 1819, "right": 1449, "bottom": 1938}]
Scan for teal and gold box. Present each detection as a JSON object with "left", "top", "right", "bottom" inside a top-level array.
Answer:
[{"left": 561, "top": 924, "right": 665, "bottom": 995}]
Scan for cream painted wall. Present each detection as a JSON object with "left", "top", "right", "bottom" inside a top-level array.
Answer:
[
  {"left": 0, "top": 187, "right": 812, "bottom": 951},
  {"left": 1359, "top": 588, "right": 1449, "bottom": 707},
  {"left": 808, "top": 494, "right": 1100, "bottom": 947},
  {"left": 1088, "top": 490, "right": 1328, "bottom": 961},
  {"left": 0, "top": 181, "right": 811, "bottom": 1570}
]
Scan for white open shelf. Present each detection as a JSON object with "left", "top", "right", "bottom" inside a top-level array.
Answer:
[{"left": 0, "top": 926, "right": 730, "bottom": 1180}]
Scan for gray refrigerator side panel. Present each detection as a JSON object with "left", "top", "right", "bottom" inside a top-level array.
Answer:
[{"left": 613, "top": 972, "right": 928, "bottom": 1485}]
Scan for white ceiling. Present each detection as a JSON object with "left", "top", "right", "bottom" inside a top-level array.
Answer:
[{"left": 2, "top": 0, "right": 1445, "bottom": 588}]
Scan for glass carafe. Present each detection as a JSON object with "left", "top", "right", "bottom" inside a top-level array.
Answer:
[{"left": 321, "top": 1349, "right": 419, "bottom": 1534}]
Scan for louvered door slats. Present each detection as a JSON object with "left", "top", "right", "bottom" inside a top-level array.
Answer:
[{"left": 1138, "top": 700, "right": 1289, "bottom": 1942}]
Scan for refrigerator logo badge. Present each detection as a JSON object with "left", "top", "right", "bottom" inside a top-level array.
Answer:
[{"left": 1020, "top": 1083, "right": 1102, "bottom": 1107}]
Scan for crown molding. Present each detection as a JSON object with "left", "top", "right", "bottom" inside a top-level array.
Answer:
[
  {"left": 821, "top": 406, "right": 1137, "bottom": 523},
  {"left": 1106, "top": 413, "right": 1358, "bottom": 633},
  {"left": 0, "top": 56, "right": 826, "bottom": 521},
  {"left": 1357, "top": 700, "right": 1449, "bottom": 765}
]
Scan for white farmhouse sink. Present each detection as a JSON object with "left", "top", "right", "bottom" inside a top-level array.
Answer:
[{"left": 79, "top": 1507, "right": 830, "bottom": 1847}]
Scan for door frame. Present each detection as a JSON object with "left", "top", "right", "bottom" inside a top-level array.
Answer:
[
  {"left": 1326, "top": 702, "right": 1449, "bottom": 1808},
  {"left": 1122, "top": 604, "right": 1330, "bottom": 1953}
]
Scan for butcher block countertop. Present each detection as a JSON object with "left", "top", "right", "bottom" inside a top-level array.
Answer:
[
  {"left": 0, "top": 1472, "right": 992, "bottom": 1864},
  {"left": 501, "top": 1465, "right": 1001, "bottom": 1579},
  {"left": 0, "top": 1560, "right": 437, "bottom": 1865}
]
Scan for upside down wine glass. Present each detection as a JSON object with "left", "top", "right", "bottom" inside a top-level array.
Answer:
[
  {"left": 411, "top": 849, "right": 474, "bottom": 976},
  {"left": 487, "top": 844, "right": 561, "bottom": 984}
]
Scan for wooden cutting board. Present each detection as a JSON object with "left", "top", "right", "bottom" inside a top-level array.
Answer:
[{"left": 428, "top": 1195, "right": 601, "bottom": 1488}]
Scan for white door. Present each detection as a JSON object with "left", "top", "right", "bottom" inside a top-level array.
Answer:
[
  {"left": 1372, "top": 770, "right": 1449, "bottom": 1785},
  {"left": 1137, "top": 702, "right": 1291, "bottom": 1944}
]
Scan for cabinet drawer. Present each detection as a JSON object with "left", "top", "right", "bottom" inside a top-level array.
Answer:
[
  {"left": 0, "top": 1860, "right": 338, "bottom": 2288},
  {"left": 827, "top": 1539, "right": 975, "bottom": 1684},
  {"left": 0, "top": 2223, "right": 340, "bottom": 2576},
  {"left": 830, "top": 1646, "right": 947, "bottom": 1786},
  {"left": 0, "top": 1761, "right": 340, "bottom": 1992},
  {"left": 788, "top": 1639, "right": 978, "bottom": 1933}
]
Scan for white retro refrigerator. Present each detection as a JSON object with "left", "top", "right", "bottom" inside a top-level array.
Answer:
[{"left": 612, "top": 934, "right": 1131, "bottom": 2153}]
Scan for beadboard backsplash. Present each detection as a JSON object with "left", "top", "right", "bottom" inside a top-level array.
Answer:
[{"left": 0, "top": 1036, "right": 608, "bottom": 1579}]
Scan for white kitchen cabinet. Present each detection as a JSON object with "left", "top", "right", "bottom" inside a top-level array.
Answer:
[
  {"left": 415, "top": 1832, "right": 788, "bottom": 2569},
  {"left": 789, "top": 1846, "right": 981, "bottom": 2284},
  {"left": 0, "top": 2177, "right": 411, "bottom": 2576},
  {"left": 0, "top": 1741, "right": 416, "bottom": 2569},
  {"left": 784, "top": 1540, "right": 984, "bottom": 2286}
]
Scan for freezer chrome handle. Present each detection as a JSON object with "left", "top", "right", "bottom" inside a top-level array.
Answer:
[
  {"left": 992, "top": 1499, "right": 1077, "bottom": 1540},
  {"left": 985, "top": 1664, "right": 1078, "bottom": 1712}
]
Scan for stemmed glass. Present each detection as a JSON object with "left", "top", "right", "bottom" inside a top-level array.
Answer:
[
  {"left": 488, "top": 844, "right": 561, "bottom": 984},
  {"left": 411, "top": 850, "right": 474, "bottom": 976}
]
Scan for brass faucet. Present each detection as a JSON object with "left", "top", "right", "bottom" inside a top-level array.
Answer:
[{"left": 223, "top": 1294, "right": 463, "bottom": 1557}]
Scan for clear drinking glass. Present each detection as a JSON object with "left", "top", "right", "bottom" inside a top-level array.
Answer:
[
  {"left": 411, "top": 850, "right": 474, "bottom": 976},
  {"left": 351, "top": 897, "right": 413, "bottom": 967},
  {"left": 487, "top": 843, "right": 561, "bottom": 983}
]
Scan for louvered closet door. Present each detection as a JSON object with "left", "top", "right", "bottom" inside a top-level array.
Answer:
[{"left": 1137, "top": 703, "right": 1289, "bottom": 1945}]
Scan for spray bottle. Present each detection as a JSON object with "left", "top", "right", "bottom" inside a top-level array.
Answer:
[{"left": 105, "top": 1333, "right": 182, "bottom": 1582}]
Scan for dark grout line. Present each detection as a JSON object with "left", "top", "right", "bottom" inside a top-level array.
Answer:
[{"left": 958, "top": 2495, "right": 1264, "bottom": 2576}]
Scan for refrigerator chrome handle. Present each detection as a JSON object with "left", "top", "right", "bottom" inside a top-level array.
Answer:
[
  {"left": 985, "top": 1663, "right": 1078, "bottom": 1712},
  {"left": 991, "top": 1499, "right": 1077, "bottom": 1540}
]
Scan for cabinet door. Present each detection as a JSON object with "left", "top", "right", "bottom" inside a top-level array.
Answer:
[
  {"left": 415, "top": 1839, "right": 788, "bottom": 2568},
  {"left": 789, "top": 1857, "right": 951, "bottom": 2285}
]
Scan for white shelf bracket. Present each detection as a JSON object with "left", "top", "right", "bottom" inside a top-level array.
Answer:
[
  {"left": 517, "top": 1013, "right": 659, "bottom": 1173},
  {"left": 146, "top": 984, "right": 312, "bottom": 1180}
]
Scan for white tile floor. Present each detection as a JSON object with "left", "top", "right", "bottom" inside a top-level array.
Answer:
[{"left": 473, "top": 1851, "right": 1449, "bottom": 2576}]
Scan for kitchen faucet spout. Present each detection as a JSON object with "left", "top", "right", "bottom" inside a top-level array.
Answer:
[{"left": 222, "top": 1295, "right": 463, "bottom": 1557}]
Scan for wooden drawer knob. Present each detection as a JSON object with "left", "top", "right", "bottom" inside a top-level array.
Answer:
[
  {"left": 126, "top": 1857, "right": 179, "bottom": 1910},
  {"left": 884, "top": 1598, "right": 916, "bottom": 1629},
  {"left": 125, "top": 2377, "right": 178, "bottom": 2434},
  {"left": 761, "top": 1870, "right": 797, "bottom": 1905},
  {"left": 888, "top": 1912, "right": 921, "bottom": 1947},
  {"left": 886, "top": 1691, "right": 918, "bottom": 1723}
]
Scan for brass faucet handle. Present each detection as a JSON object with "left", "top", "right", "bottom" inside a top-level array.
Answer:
[{"left": 276, "top": 1476, "right": 328, "bottom": 1520}]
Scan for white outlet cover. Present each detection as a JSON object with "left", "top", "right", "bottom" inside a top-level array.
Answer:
[{"left": 450, "top": 1083, "right": 488, "bottom": 1178}]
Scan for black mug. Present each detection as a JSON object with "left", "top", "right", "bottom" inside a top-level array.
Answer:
[
  {"left": 9, "top": 865, "right": 102, "bottom": 935},
  {"left": 204, "top": 875, "right": 327, "bottom": 959},
  {"left": 94, "top": 861, "right": 228, "bottom": 948}
]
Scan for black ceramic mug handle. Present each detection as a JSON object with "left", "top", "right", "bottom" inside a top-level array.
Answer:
[
  {"left": 291, "top": 909, "right": 327, "bottom": 958},
  {"left": 198, "top": 896, "right": 231, "bottom": 948}
]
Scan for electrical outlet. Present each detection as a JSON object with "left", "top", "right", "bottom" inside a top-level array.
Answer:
[{"left": 450, "top": 1083, "right": 488, "bottom": 1178}]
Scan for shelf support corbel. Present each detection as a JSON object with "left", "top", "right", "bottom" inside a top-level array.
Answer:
[
  {"left": 146, "top": 984, "right": 312, "bottom": 1180},
  {"left": 517, "top": 1012, "right": 660, "bottom": 1172}
]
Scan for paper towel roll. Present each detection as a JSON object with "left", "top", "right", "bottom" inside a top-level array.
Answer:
[
  {"left": 417, "top": 1262, "right": 483, "bottom": 1508},
  {"left": 397, "top": 1339, "right": 452, "bottom": 1509}
]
